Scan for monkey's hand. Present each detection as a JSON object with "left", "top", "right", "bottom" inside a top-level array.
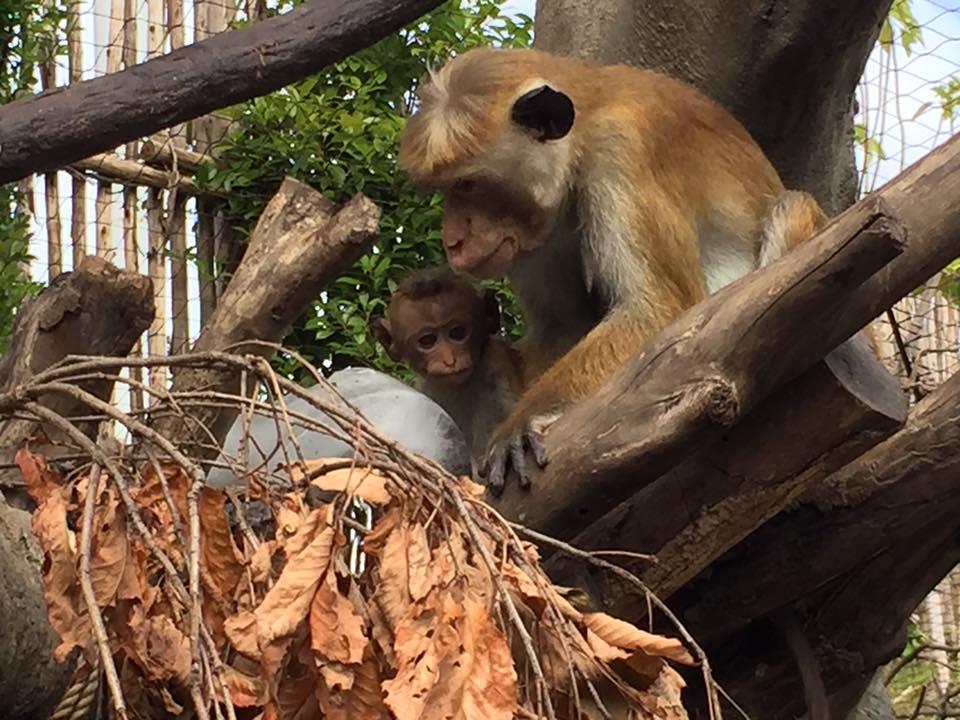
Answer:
[{"left": 477, "top": 411, "right": 555, "bottom": 495}]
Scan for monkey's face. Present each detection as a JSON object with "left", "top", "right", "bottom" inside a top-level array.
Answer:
[
  {"left": 399, "top": 50, "right": 578, "bottom": 279},
  {"left": 392, "top": 292, "right": 488, "bottom": 385},
  {"left": 440, "top": 181, "right": 551, "bottom": 279}
]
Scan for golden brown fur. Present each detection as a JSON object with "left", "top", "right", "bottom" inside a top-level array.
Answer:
[{"left": 399, "top": 47, "right": 833, "bottom": 487}]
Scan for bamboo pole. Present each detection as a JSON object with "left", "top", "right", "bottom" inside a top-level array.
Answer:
[
  {"left": 95, "top": 0, "right": 125, "bottom": 260},
  {"left": 167, "top": 0, "right": 189, "bottom": 355},
  {"left": 146, "top": 0, "right": 168, "bottom": 394},
  {"left": 121, "top": 0, "right": 143, "bottom": 411},
  {"left": 207, "top": 0, "right": 238, "bottom": 317},
  {"left": 71, "top": 153, "right": 213, "bottom": 195},
  {"left": 39, "top": 14, "right": 62, "bottom": 279},
  {"left": 67, "top": 0, "right": 86, "bottom": 266},
  {"left": 122, "top": 0, "right": 138, "bottom": 274}
]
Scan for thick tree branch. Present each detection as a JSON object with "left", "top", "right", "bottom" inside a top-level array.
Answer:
[
  {"left": 545, "top": 334, "right": 907, "bottom": 614},
  {"left": 151, "top": 177, "right": 380, "bottom": 449},
  {"left": 0, "top": 0, "right": 445, "bottom": 182},
  {"left": 491, "top": 133, "right": 960, "bottom": 538},
  {"left": 670, "top": 369, "right": 960, "bottom": 719},
  {"left": 0, "top": 257, "right": 154, "bottom": 468}
]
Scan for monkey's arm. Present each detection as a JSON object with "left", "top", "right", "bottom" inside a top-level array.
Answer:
[{"left": 480, "top": 305, "right": 650, "bottom": 492}]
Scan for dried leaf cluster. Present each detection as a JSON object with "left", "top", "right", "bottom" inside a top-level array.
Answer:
[{"left": 19, "top": 445, "right": 693, "bottom": 720}]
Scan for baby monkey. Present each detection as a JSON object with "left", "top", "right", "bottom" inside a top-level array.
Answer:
[{"left": 370, "top": 267, "right": 525, "bottom": 485}]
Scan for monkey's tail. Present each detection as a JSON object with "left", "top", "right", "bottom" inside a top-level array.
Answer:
[{"left": 772, "top": 607, "right": 831, "bottom": 720}]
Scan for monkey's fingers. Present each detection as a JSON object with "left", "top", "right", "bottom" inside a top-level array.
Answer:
[
  {"left": 524, "top": 431, "right": 549, "bottom": 468},
  {"left": 508, "top": 438, "right": 531, "bottom": 490},
  {"left": 481, "top": 446, "right": 508, "bottom": 497}
]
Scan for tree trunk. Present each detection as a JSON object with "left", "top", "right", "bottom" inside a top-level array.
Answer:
[{"left": 534, "top": 0, "right": 891, "bottom": 214}]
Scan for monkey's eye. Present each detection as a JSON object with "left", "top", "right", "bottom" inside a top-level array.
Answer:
[
  {"left": 452, "top": 178, "right": 476, "bottom": 194},
  {"left": 417, "top": 333, "right": 438, "bottom": 350},
  {"left": 448, "top": 325, "right": 469, "bottom": 342}
]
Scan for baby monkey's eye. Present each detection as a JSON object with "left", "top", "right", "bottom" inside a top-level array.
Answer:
[
  {"left": 448, "top": 325, "right": 469, "bottom": 342},
  {"left": 417, "top": 333, "right": 438, "bottom": 349}
]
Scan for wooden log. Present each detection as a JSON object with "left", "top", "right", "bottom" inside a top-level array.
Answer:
[
  {"left": 490, "top": 133, "right": 960, "bottom": 538},
  {"left": 0, "top": 257, "right": 152, "bottom": 720},
  {"left": 151, "top": 177, "right": 380, "bottom": 449},
  {"left": 670, "top": 369, "right": 960, "bottom": 719},
  {"left": 0, "top": 257, "right": 154, "bottom": 463},
  {"left": 546, "top": 333, "right": 908, "bottom": 613},
  {"left": 0, "top": 0, "right": 446, "bottom": 182},
  {"left": 70, "top": 153, "right": 213, "bottom": 195}
]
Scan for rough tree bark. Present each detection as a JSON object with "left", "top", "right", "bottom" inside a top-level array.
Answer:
[
  {"left": 0, "top": 0, "right": 445, "bottom": 182},
  {"left": 534, "top": 0, "right": 891, "bottom": 213},
  {"left": 0, "top": 257, "right": 153, "bottom": 720}
]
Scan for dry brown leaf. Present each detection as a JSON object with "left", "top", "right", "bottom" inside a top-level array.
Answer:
[
  {"left": 128, "top": 614, "right": 192, "bottom": 682},
  {"left": 456, "top": 475, "right": 486, "bottom": 499},
  {"left": 309, "top": 571, "right": 367, "bottom": 664},
  {"left": 199, "top": 487, "right": 245, "bottom": 598},
  {"left": 374, "top": 523, "right": 412, "bottom": 632},
  {"left": 360, "top": 505, "right": 401, "bottom": 558},
  {"left": 89, "top": 489, "right": 141, "bottom": 606},
  {"left": 17, "top": 448, "right": 63, "bottom": 504},
  {"left": 500, "top": 563, "right": 550, "bottom": 620},
  {"left": 226, "top": 519, "right": 336, "bottom": 661},
  {"left": 296, "top": 463, "right": 392, "bottom": 506},
  {"left": 18, "top": 450, "right": 90, "bottom": 661},
  {"left": 586, "top": 629, "right": 631, "bottom": 663},
  {"left": 135, "top": 464, "right": 189, "bottom": 564},
  {"left": 273, "top": 655, "right": 323, "bottom": 720},
  {"left": 221, "top": 665, "right": 268, "bottom": 707},
  {"left": 405, "top": 523, "right": 433, "bottom": 602},
  {"left": 224, "top": 610, "right": 259, "bottom": 659},
  {"left": 383, "top": 606, "right": 460, "bottom": 720},
  {"left": 385, "top": 595, "right": 517, "bottom": 720},
  {"left": 317, "top": 652, "right": 388, "bottom": 720},
  {"left": 583, "top": 613, "right": 695, "bottom": 666}
]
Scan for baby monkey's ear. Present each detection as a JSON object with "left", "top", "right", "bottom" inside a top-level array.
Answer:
[{"left": 369, "top": 316, "right": 401, "bottom": 361}]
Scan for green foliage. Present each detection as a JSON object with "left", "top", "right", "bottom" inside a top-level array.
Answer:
[
  {"left": 854, "top": 123, "right": 886, "bottom": 164},
  {"left": 933, "top": 77, "right": 960, "bottom": 120},
  {"left": 0, "top": 0, "right": 61, "bottom": 351},
  {"left": 878, "top": 0, "right": 923, "bottom": 55},
  {"left": 198, "top": 0, "right": 532, "bottom": 384}
]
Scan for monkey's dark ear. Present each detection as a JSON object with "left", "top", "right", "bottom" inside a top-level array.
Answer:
[
  {"left": 370, "top": 316, "right": 400, "bottom": 361},
  {"left": 511, "top": 85, "right": 575, "bottom": 141},
  {"left": 481, "top": 289, "right": 502, "bottom": 335}
]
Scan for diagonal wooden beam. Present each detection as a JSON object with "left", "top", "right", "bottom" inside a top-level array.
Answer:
[{"left": 0, "top": 0, "right": 444, "bottom": 183}]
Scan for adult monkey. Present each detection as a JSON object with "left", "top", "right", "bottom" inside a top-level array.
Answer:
[{"left": 398, "top": 47, "right": 830, "bottom": 492}]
